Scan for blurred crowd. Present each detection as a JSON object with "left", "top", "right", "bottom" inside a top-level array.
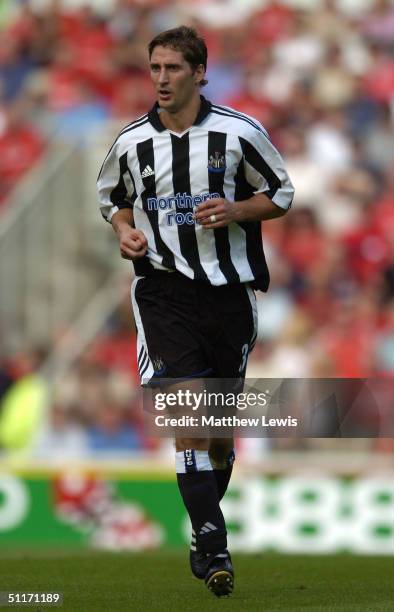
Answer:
[{"left": 0, "top": 0, "right": 394, "bottom": 458}]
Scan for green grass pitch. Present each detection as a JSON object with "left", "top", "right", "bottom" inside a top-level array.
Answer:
[{"left": 0, "top": 551, "right": 393, "bottom": 611}]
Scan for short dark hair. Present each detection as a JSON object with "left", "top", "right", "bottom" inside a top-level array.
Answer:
[{"left": 148, "top": 26, "right": 208, "bottom": 87}]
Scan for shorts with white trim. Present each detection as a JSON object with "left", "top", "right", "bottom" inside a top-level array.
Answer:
[{"left": 131, "top": 270, "right": 257, "bottom": 385}]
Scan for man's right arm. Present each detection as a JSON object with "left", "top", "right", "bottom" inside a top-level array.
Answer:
[
  {"left": 111, "top": 209, "right": 148, "bottom": 261},
  {"left": 97, "top": 140, "right": 148, "bottom": 261}
]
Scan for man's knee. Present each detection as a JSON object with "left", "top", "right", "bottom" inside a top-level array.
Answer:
[
  {"left": 209, "top": 438, "right": 234, "bottom": 467},
  {"left": 175, "top": 437, "right": 209, "bottom": 452}
]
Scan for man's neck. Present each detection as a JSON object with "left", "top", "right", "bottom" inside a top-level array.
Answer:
[{"left": 159, "top": 95, "right": 201, "bottom": 133}]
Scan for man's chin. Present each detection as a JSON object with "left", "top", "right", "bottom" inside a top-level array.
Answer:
[{"left": 158, "top": 100, "right": 178, "bottom": 113}]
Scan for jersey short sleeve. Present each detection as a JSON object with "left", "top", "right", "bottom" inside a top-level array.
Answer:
[
  {"left": 97, "top": 141, "right": 136, "bottom": 223},
  {"left": 239, "top": 126, "right": 294, "bottom": 210}
]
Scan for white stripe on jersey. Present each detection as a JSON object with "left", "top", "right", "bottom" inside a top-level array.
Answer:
[
  {"left": 211, "top": 104, "right": 270, "bottom": 140},
  {"left": 152, "top": 132, "right": 191, "bottom": 276},
  {"left": 227, "top": 223, "right": 254, "bottom": 280},
  {"left": 223, "top": 132, "right": 254, "bottom": 281},
  {"left": 189, "top": 129, "right": 228, "bottom": 284},
  {"left": 132, "top": 205, "right": 164, "bottom": 268}
]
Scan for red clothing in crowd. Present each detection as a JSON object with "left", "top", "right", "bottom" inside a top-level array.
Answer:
[
  {"left": 46, "top": 64, "right": 85, "bottom": 111},
  {"left": 109, "top": 74, "right": 154, "bottom": 119},
  {"left": 88, "top": 333, "right": 139, "bottom": 382},
  {"left": 363, "top": 57, "right": 394, "bottom": 103},
  {"left": 325, "top": 332, "right": 374, "bottom": 377},
  {"left": 370, "top": 196, "right": 394, "bottom": 240},
  {"left": 251, "top": 1, "right": 295, "bottom": 45},
  {"left": 342, "top": 224, "right": 388, "bottom": 284},
  {"left": 280, "top": 226, "right": 326, "bottom": 273},
  {"left": 0, "top": 124, "right": 45, "bottom": 202},
  {"left": 68, "top": 25, "right": 113, "bottom": 77},
  {"left": 225, "top": 92, "right": 274, "bottom": 126},
  {"left": 319, "top": 320, "right": 376, "bottom": 377}
]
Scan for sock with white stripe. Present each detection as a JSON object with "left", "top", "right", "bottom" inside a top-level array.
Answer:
[
  {"left": 211, "top": 448, "right": 235, "bottom": 501},
  {"left": 190, "top": 451, "right": 235, "bottom": 551},
  {"left": 176, "top": 450, "right": 227, "bottom": 554}
]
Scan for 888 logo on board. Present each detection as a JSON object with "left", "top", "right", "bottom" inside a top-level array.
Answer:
[{"left": 205, "top": 477, "right": 394, "bottom": 554}]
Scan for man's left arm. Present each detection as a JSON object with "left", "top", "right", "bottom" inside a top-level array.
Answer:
[
  {"left": 194, "top": 192, "right": 287, "bottom": 228},
  {"left": 195, "top": 126, "right": 294, "bottom": 228}
]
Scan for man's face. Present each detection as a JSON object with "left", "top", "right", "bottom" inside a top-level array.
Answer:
[{"left": 150, "top": 45, "right": 204, "bottom": 113}]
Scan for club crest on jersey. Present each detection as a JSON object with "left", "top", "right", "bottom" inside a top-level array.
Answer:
[{"left": 208, "top": 152, "right": 226, "bottom": 173}]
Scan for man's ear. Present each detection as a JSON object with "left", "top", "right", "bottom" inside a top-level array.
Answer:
[{"left": 194, "top": 64, "right": 205, "bottom": 85}]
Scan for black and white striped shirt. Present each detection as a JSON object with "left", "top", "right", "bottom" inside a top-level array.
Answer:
[{"left": 97, "top": 96, "right": 294, "bottom": 291}]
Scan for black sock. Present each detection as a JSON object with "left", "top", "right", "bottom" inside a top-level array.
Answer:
[
  {"left": 213, "top": 465, "right": 233, "bottom": 501},
  {"left": 176, "top": 450, "right": 227, "bottom": 554},
  {"left": 212, "top": 449, "right": 235, "bottom": 501}
]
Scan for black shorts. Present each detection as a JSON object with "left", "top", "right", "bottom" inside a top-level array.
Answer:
[{"left": 131, "top": 271, "right": 257, "bottom": 385}]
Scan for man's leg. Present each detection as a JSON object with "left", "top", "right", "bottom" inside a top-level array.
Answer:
[
  {"left": 133, "top": 275, "right": 234, "bottom": 596},
  {"left": 175, "top": 437, "right": 227, "bottom": 555},
  {"left": 176, "top": 436, "right": 234, "bottom": 596},
  {"left": 209, "top": 438, "right": 235, "bottom": 501}
]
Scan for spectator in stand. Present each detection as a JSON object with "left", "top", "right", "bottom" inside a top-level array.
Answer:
[
  {"left": 203, "top": 28, "right": 245, "bottom": 103},
  {"left": 360, "top": 0, "right": 394, "bottom": 48},
  {"left": 362, "top": 42, "right": 394, "bottom": 105},
  {"left": 32, "top": 404, "right": 89, "bottom": 460},
  {"left": 341, "top": 171, "right": 390, "bottom": 286},
  {"left": 364, "top": 104, "right": 394, "bottom": 172},
  {"left": 298, "top": 243, "right": 354, "bottom": 327},
  {"left": 374, "top": 300, "right": 394, "bottom": 375},
  {"left": 306, "top": 109, "right": 354, "bottom": 173},
  {"left": 280, "top": 208, "right": 327, "bottom": 283},
  {"left": 0, "top": 348, "right": 48, "bottom": 454},
  {"left": 51, "top": 82, "right": 109, "bottom": 144},
  {"left": 314, "top": 293, "right": 379, "bottom": 377},
  {"left": 305, "top": 0, "right": 353, "bottom": 46},
  {"left": 44, "top": 42, "right": 84, "bottom": 113},
  {"left": 312, "top": 43, "right": 356, "bottom": 110},
  {"left": 87, "top": 400, "right": 143, "bottom": 455},
  {"left": 0, "top": 361, "right": 13, "bottom": 407},
  {"left": 109, "top": 73, "right": 154, "bottom": 120},
  {"left": 7, "top": 1, "right": 57, "bottom": 68},
  {"left": 379, "top": 236, "right": 394, "bottom": 304},
  {"left": 248, "top": 308, "right": 314, "bottom": 378},
  {"left": 345, "top": 75, "right": 381, "bottom": 139},
  {"left": 280, "top": 127, "right": 330, "bottom": 212},
  {"left": 0, "top": 99, "right": 45, "bottom": 204},
  {"left": 249, "top": 0, "right": 295, "bottom": 47},
  {"left": 0, "top": 32, "right": 34, "bottom": 102},
  {"left": 65, "top": 4, "right": 114, "bottom": 77},
  {"left": 225, "top": 55, "right": 274, "bottom": 127}
]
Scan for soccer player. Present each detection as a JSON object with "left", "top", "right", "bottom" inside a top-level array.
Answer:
[{"left": 97, "top": 25, "right": 294, "bottom": 597}]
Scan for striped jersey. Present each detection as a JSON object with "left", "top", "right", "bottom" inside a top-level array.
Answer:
[{"left": 97, "top": 96, "right": 294, "bottom": 291}]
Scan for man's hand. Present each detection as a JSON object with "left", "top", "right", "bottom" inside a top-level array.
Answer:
[
  {"left": 194, "top": 193, "right": 288, "bottom": 228},
  {"left": 117, "top": 226, "right": 148, "bottom": 260},
  {"left": 194, "top": 198, "right": 237, "bottom": 229},
  {"left": 111, "top": 209, "right": 148, "bottom": 260}
]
